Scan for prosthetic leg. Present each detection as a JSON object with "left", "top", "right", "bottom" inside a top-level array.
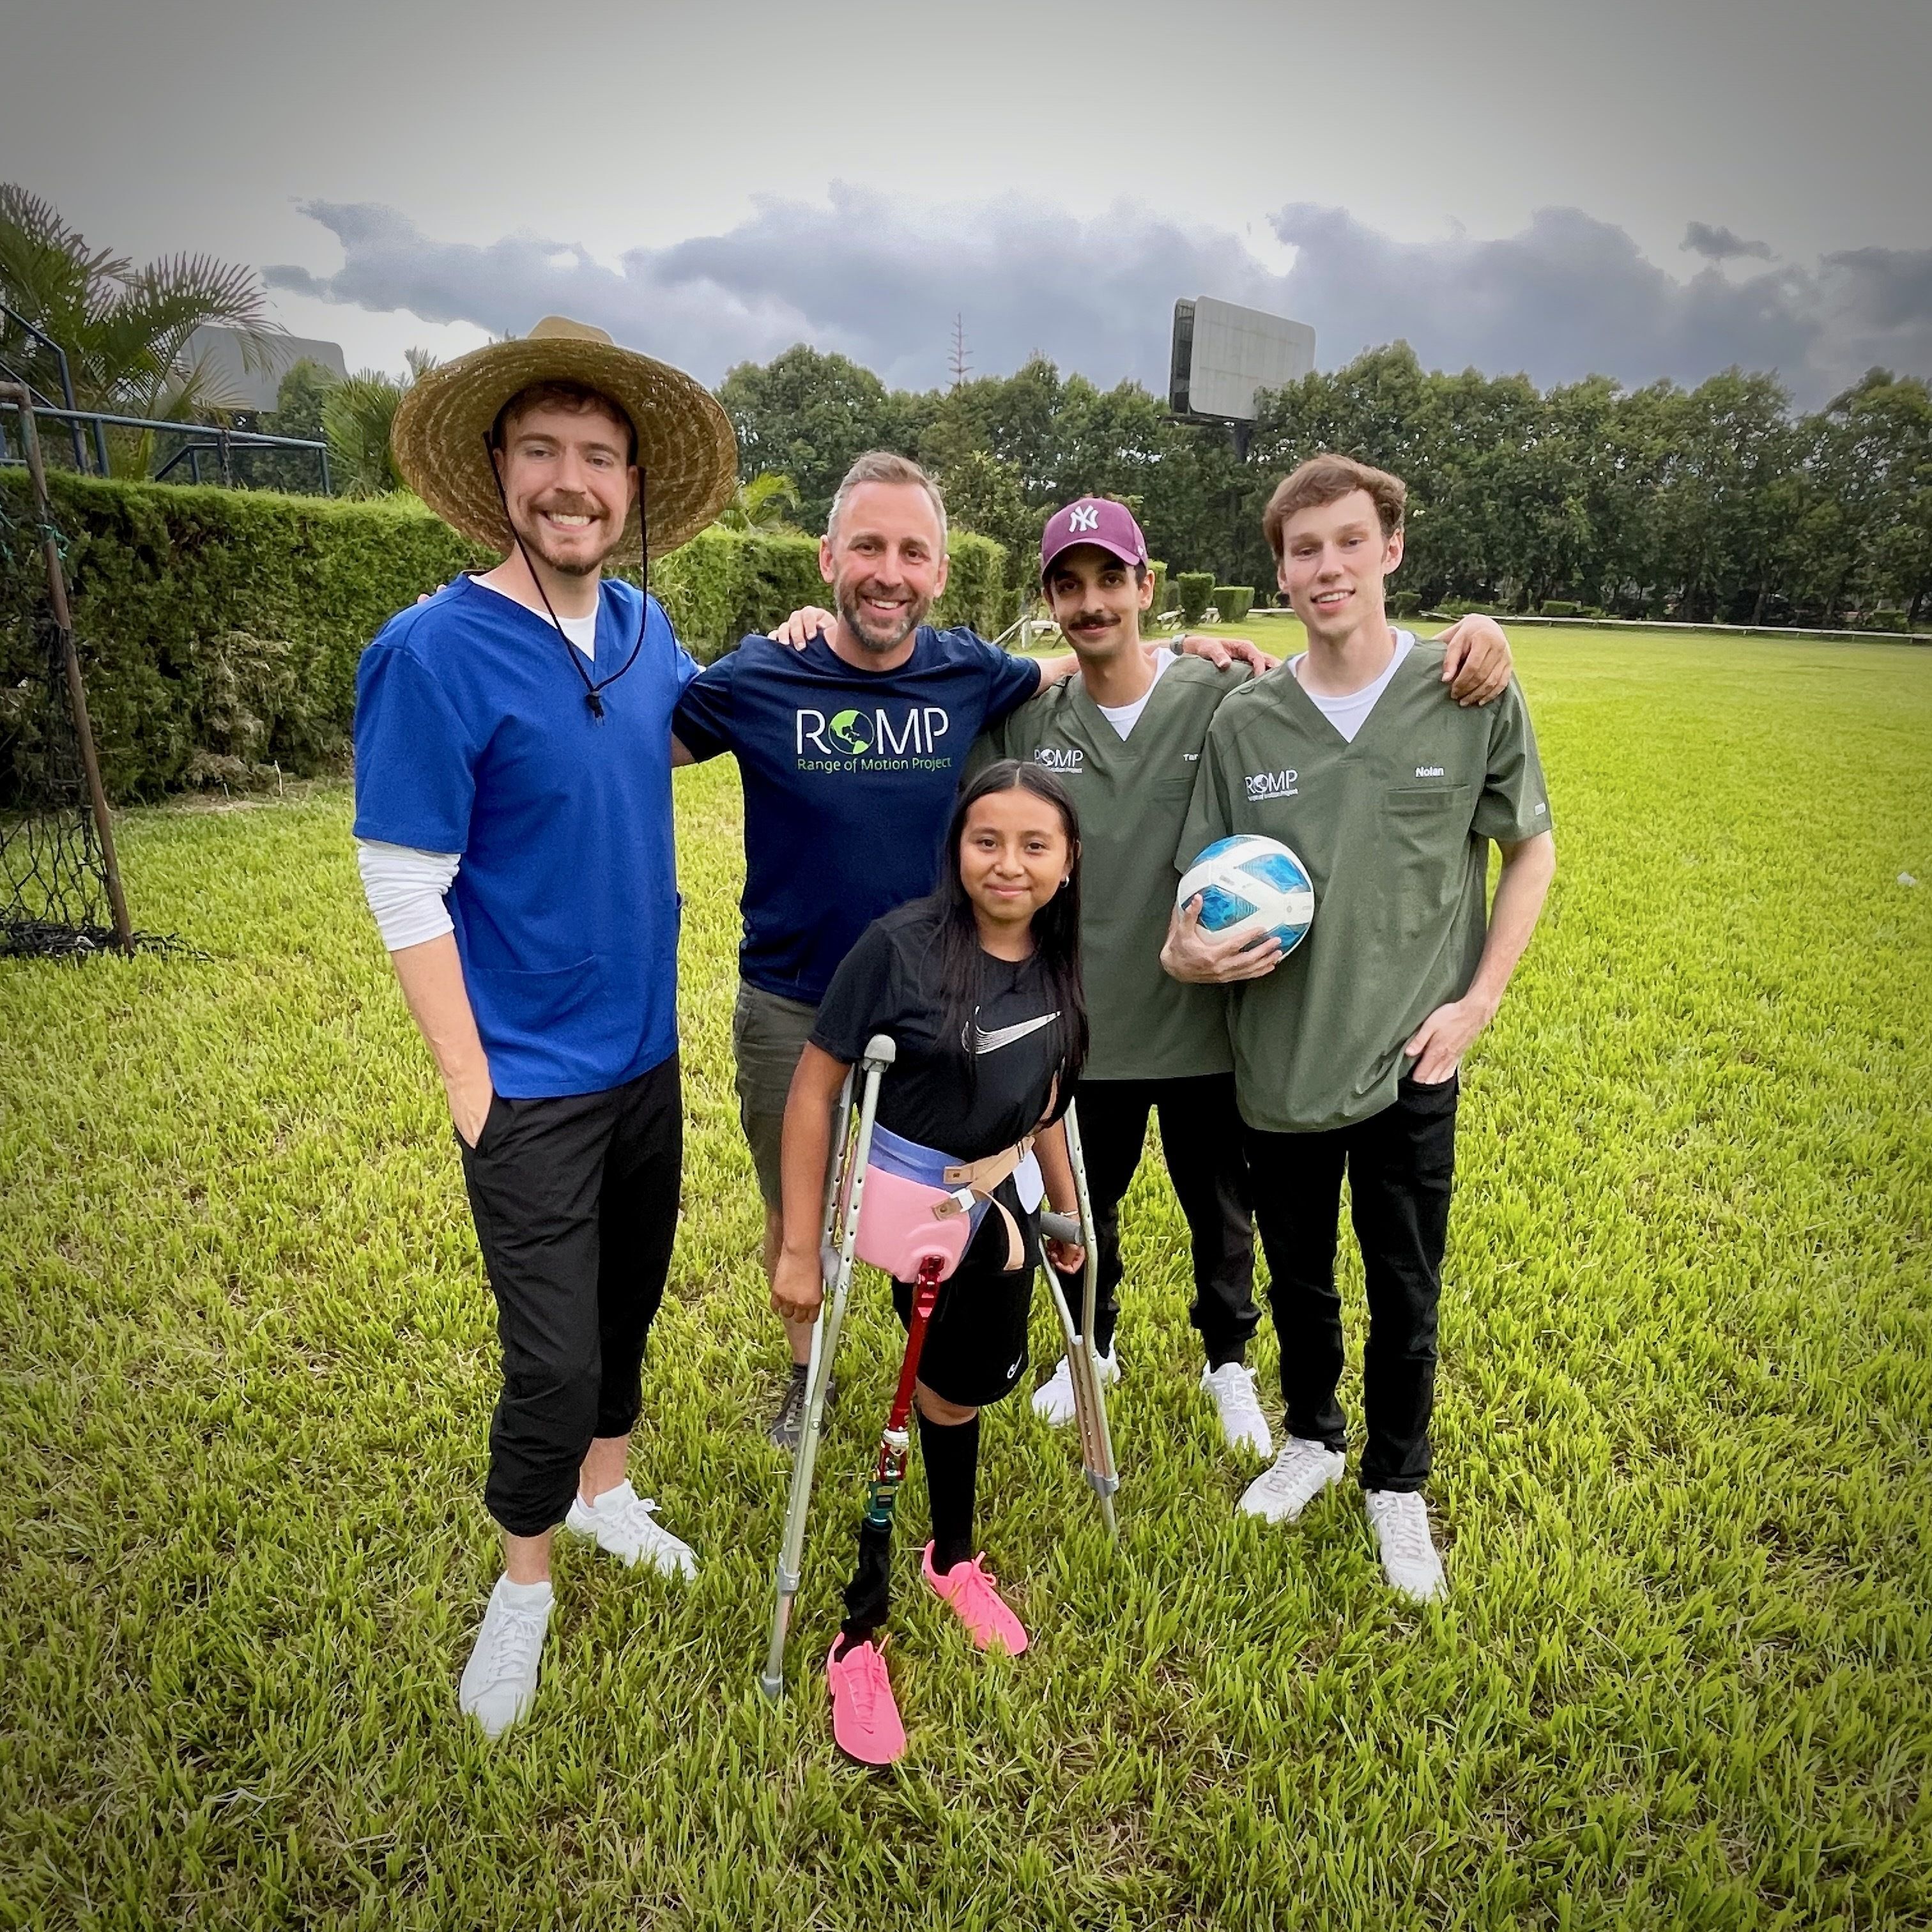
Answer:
[
  {"left": 1036, "top": 1100, "right": 1120, "bottom": 1538},
  {"left": 836, "top": 1254, "right": 944, "bottom": 1656},
  {"left": 760, "top": 1034, "right": 896, "bottom": 1701}
]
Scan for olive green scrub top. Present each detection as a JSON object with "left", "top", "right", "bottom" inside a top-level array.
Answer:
[
  {"left": 1177, "top": 641, "right": 1551, "bottom": 1134},
  {"left": 971, "top": 654, "right": 1250, "bottom": 1082}
]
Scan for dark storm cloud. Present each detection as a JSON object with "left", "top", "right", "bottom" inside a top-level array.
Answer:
[
  {"left": 266, "top": 190, "right": 1282, "bottom": 392},
  {"left": 1683, "top": 222, "right": 1775, "bottom": 261},
  {"left": 268, "top": 194, "right": 1932, "bottom": 406}
]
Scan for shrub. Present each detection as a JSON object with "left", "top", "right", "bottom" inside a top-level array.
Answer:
[
  {"left": 1388, "top": 590, "right": 1422, "bottom": 617},
  {"left": 1868, "top": 609, "right": 1910, "bottom": 633},
  {"left": 1540, "top": 599, "right": 1581, "bottom": 617},
  {"left": 931, "top": 532, "right": 1008, "bottom": 641},
  {"left": 1174, "top": 571, "right": 1216, "bottom": 624},
  {"left": 1147, "top": 560, "right": 1167, "bottom": 616},
  {"left": 652, "top": 526, "right": 825, "bottom": 664},
  {"left": 0, "top": 470, "right": 1014, "bottom": 798},
  {"left": 0, "top": 470, "right": 486, "bottom": 800},
  {"left": 1210, "top": 586, "right": 1254, "bottom": 624}
]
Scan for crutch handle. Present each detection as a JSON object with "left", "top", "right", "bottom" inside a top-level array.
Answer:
[{"left": 1039, "top": 1210, "right": 1080, "bottom": 1247}]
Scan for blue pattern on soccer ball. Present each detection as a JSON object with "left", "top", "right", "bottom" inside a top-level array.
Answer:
[
  {"left": 1178, "top": 834, "right": 1315, "bottom": 956},
  {"left": 1197, "top": 883, "right": 1259, "bottom": 930}
]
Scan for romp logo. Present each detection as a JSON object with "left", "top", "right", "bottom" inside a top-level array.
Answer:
[
  {"left": 1033, "top": 746, "right": 1083, "bottom": 772},
  {"left": 1245, "top": 768, "right": 1298, "bottom": 801},
  {"left": 796, "top": 705, "right": 951, "bottom": 760},
  {"left": 827, "top": 709, "right": 871, "bottom": 756}
]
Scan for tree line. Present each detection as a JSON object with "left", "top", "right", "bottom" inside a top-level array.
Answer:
[
  {"left": 721, "top": 342, "right": 1932, "bottom": 631},
  {"left": 8, "top": 181, "right": 1924, "bottom": 631}
]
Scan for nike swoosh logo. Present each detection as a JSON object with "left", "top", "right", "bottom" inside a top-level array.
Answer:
[{"left": 969, "top": 1011, "right": 1060, "bottom": 1055}]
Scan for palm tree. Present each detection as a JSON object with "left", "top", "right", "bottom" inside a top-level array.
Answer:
[
  {"left": 718, "top": 470, "right": 803, "bottom": 533},
  {"left": 320, "top": 348, "right": 438, "bottom": 499},
  {"left": 0, "top": 183, "right": 282, "bottom": 476}
]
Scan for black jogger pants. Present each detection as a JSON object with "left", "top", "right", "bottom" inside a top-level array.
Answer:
[
  {"left": 457, "top": 1054, "right": 682, "bottom": 1537},
  {"left": 1050, "top": 1071, "right": 1259, "bottom": 1367},
  {"left": 1243, "top": 1072, "right": 1458, "bottom": 1493}
]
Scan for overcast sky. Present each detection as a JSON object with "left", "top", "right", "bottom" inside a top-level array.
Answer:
[{"left": 6, "top": 0, "right": 1928, "bottom": 406}]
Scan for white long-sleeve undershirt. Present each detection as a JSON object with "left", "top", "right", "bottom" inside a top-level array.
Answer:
[{"left": 357, "top": 839, "right": 461, "bottom": 951}]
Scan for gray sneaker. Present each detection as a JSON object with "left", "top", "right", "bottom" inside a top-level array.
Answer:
[
  {"left": 1200, "top": 1361, "right": 1273, "bottom": 1459},
  {"left": 767, "top": 1365, "right": 837, "bottom": 1453},
  {"left": 1364, "top": 1488, "right": 1446, "bottom": 1602},
  {"left": 1238, "top": 1436, "right": 1346, "bottom": 1524},
  {"left": 459, "top": 1576, "right": 551, "bottom": 1738}
]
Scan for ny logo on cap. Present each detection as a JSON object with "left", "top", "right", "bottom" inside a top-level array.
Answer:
[{"left": 1068, "top": 505, "right": 1100, "bottom": 532}]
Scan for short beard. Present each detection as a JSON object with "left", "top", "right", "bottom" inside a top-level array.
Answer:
[
  {"left": 835, "top": 586, "right": 926, "bottom": 654},
  {"left": 510, "top": 509, "right": 620, "bottom": 579}
]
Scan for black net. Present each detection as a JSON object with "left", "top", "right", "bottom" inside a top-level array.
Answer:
[{"left": 0, "top": 487, "right": 121, "bottom": 958}]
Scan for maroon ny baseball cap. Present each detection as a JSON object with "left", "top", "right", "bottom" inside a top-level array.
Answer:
[{"left": 1039, "top": 496, "right": 1149, "bottom": 583}]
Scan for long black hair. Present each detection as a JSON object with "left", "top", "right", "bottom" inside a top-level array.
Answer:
[{"left": 928, "top": 759, "right": 1088, "bottom": 1097}]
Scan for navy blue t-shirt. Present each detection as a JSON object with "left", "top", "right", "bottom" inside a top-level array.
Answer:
[
  {"left": 673, "top": 627, "right": 1040, "bottom": 1003},
  {"left": 353, "top": 574, "right": 699, "bottom": 1099}
]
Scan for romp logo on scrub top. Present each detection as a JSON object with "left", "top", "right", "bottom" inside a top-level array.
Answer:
[{"left": 795, "top": 704, "right": 953, "bottom": 771}]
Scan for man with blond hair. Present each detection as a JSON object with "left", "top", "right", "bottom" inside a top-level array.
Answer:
[{"left": 1169, "top": 453, "right": 1555, "bottom": 1601}]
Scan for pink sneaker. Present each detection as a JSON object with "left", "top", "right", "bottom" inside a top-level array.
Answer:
[
  {"left": 921, "top": 1544, "right": 1029, "bottom": 1655},
  {"left": 826, "top": 1636, "right": 907, "bottom": 1765}
]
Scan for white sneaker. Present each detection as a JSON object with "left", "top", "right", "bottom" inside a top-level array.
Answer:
[
  {"left": 1364, "top": 1489, "right": 1446, "bottom": 1602},
  {"left": 459, "top": 1575, "right": 551, "bottom": 1738},
  {"left": 1029, "top": 1347, "right": 1120, "bottom": 1426},
  {"left": 1238, "top": 1436, "right": 1346, "bottom": 1524},
  {"left": 564, "top": 1480, "right": 697, "bottom": 1579},
  {"left": 1200, "top": 1361, "right": 1274, "bottom": 1459}
]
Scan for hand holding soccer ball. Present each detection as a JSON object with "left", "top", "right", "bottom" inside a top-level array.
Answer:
[{"left": 1162, "top": 836, "right": 1314, "bottom": 986}]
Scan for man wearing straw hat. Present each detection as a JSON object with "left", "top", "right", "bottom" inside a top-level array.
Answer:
[{"left": 355, "top": 317, "right": 735, "bottom": 1736}]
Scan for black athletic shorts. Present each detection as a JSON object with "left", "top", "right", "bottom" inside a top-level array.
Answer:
[{"left": 889, "top": 1176, "right": 1038, "bottom": 1411}]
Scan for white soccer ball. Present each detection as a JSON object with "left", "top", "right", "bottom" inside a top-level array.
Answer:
[{"left": 1176, "top": 834, "right": 1315, "bottom": 956}]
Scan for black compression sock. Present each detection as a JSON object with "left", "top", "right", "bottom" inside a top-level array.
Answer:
[{"left": 917, "top": 1409, "right": 980, "bottom": 1574}]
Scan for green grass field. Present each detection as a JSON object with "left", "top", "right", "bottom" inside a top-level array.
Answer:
[{"left": 2, "top": 628, "right": 1928, "bottom": 1929}]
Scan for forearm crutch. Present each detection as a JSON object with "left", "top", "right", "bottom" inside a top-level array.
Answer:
[
  {"left": 759, "top": 1033, "right": 897, "bottom": 1699},
  {"left": 1038, "top": 1098, "right": 1120, "bottom": 1539}
]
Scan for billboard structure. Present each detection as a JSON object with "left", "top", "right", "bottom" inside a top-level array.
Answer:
[{"left": 1169, "top": 297, "right": 1315, "bottom": 453}]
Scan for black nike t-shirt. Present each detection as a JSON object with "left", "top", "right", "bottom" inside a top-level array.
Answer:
[{"left": 810, "top": 900, "right": 1070, "bottom": 1162}]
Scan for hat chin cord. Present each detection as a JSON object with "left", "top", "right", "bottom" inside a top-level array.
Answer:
[{"left": 485, "top": 432, "right": 650, "bottom": 721}]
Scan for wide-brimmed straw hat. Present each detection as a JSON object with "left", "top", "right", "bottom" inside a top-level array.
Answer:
[{"left": 390, "top": 316, "right": 737, "bottom": 564}]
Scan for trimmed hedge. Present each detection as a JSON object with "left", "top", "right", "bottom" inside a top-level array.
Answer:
[
  {"left": 1210, "top": 586, "right": 1254, "bottom": 624},
  {"left": 931, "top": 532, "right": 1008, "bottom": 641},
  {"left": 0, "top": 472, "right": 1009, "bottom": 797},
  {"left": 1, "top": 470, "right": 486, "bottom": 800},
  {"left": 1147, "top": 560, "right": 1168, "bottom": 615},
  {"left": 1539, "top": 599, "right": 1581, "bottom": 618},
  {"left": 1389, "top": 590, "right": 1423, "bottom": 617},
  {"left": 1174, "top": 572, "right": 1216, "bottom": 624},
  {"left": 651, "top": 527, "right": 825, "bottom": 664}
]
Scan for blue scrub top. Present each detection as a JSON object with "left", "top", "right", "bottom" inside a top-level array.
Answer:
[{"left": 353, "top": 574, "right": 700, "bottom": 1099}]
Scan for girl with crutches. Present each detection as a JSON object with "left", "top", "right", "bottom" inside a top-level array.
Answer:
[{"left": 770, "top": 760, "right": 1089, "bottom": 1765}]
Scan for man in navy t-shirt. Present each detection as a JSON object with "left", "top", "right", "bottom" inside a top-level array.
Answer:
[
  {"left": 671, "top": 450, "right": 1266, "bottom": 1450},
  {"left": 355, "top": 318, "right": 737, "bottom": 1738}
]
